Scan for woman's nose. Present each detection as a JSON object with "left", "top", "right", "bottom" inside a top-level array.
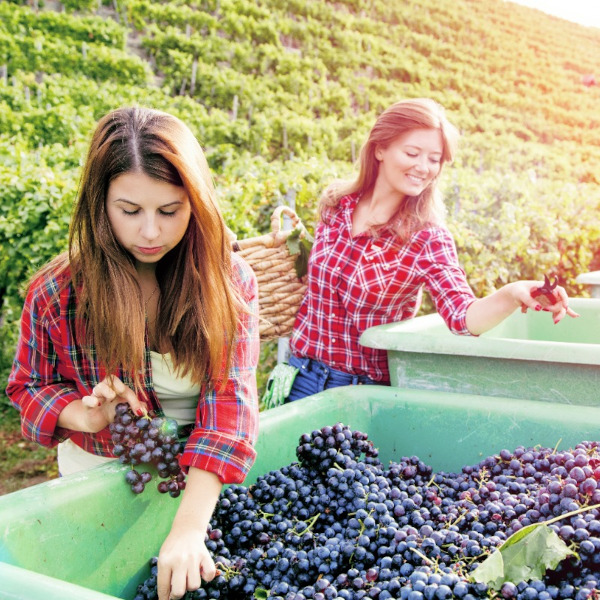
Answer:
[
  {"left": 140, "top": 215, "right": 159, "bottom": 240},
  {"left": 414, "top": 156, "right": 430, "bottom": 172}
]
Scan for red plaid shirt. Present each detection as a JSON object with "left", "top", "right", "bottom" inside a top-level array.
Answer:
[
  {"left": 6, "top": 253, "right": 260, "bottom": 484},
  {"left": 290, "top": 194, "right": 476, "bottom": 382}
]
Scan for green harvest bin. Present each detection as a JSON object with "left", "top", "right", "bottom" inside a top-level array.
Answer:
[
  {"left": 3, "top": 385, "right": 600, "bottom": 599},
  {"left": 360, "top": 297, "right": 600, "bottom": 405}
]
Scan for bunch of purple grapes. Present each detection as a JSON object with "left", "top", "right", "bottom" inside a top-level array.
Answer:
[
  {"left": 296, "top": 422, "right": 381, "bottom": 471},
  {"left": 132, "top": 424, "right": 600, "bottom": 600},
  {"left": 109, "top": 402, "right": 186, "bottom": 497}
]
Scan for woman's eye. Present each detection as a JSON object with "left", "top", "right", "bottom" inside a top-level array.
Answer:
[
  {"left": 160, "top": 210, "right": 177, "bottom": 217},
  {"left": 123, "top": 209, "right": 140, "bottom": 216}
]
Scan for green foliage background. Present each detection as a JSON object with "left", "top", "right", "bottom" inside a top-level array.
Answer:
[{"left": 1, "top": 0, "right": 600, "bottom": 405}]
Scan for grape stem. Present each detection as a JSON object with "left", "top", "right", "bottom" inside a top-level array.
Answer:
[
  {"left": 409, "top": 547, "right": 436, "bottom": 566},
  {"left": 214, "top": 561, "right": 240, "bottom": 580},
  {"left": 541, "top": 500, "right": 600, "bottom": 527},
  {"left": 295, "top": 512, "right": 320, "bottom": 536}
]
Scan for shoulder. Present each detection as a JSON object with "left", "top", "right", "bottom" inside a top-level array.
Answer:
[
  {"left": 409, "top": 224, "right": 455, "bottom": 245},
  {"left": 409, "top": 225, "right": 460, "bottom": 264},
  {"left": 26, "top": 263, "right": 73, "bottom": 309},
  {"left": 320, "top": 192, "right": 357, "bottom": 226}
]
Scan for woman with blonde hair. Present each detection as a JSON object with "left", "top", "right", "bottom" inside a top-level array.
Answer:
[
  {"left": 7, "top": 107, "right": 259, "bottom": 600},
  {"left": 284, "top": 97, "right": 577, "bottom": 401}
]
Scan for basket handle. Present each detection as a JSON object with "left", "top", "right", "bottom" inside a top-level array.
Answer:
[{"left": 270, "top": 206, "right": 301, "bottom": 233}]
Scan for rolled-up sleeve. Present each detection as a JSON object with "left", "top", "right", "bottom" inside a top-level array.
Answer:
[
  {"left": 180, "top": 254, "right": 260, "bottom": 483},
  {"left": 6, "top": 281, "right": 81, "bottom": 448},
  {"left": 416, "top": 227, "right": 477, "bottom": 335}
]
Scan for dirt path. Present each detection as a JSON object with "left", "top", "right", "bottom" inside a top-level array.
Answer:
[{"left": 0, "top": 420, "right": 58, "bottom": 496}]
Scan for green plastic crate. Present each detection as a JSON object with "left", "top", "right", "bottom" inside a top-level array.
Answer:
[
  {"left": 360, "top": 297, "right": 600, "bottom": 405},
  {"left": 2, "top": 385, "right": 600, "bottom": 599}
]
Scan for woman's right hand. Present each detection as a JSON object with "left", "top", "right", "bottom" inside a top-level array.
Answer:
[{"left": 80, "top": 375, "right": 146, "bottom": 433}]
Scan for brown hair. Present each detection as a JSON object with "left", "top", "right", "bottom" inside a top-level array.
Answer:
[
  {"left": 42, "top": 107, "right": 240, "bottom": 391},
  {"left": 319, "top": 98, "right": 460, "bottom": 240}
]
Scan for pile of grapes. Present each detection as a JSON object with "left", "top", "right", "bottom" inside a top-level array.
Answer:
[
  {"left": 134, "top": 423, "right": 600, "bottom": 599},
  {"left": 110, "top": 402, "right": 186, "bottom": 497}
]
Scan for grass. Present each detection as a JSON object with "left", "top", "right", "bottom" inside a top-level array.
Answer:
[{"left": 0, "top": 408, "right": 58, "bottom": 496}]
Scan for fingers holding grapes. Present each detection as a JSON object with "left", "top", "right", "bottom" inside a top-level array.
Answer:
[
  {"left": 82, "top": 375, "right": 146, "bottom": 418},
  {"left": 157, "top": 541, "right": 213, "bottom": 600},
  {"left": 156, "top": 524, "right": 217, "bottom": 600}
]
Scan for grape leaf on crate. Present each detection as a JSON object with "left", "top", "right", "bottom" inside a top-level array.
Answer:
[
  {"left": 285, "top": 226, "right": 314, "bottom": 279},
  {"left": 471, "top": 523, "right": 575, "bottom": 590}
]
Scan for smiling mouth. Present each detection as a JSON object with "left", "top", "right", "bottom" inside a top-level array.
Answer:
[{"left": 406, "top": 175, "right": 426, "bottom": 184}]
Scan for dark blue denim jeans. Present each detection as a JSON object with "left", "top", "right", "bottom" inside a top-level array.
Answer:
[{"left": 286, "top": 355, "right": 378, "bottom": 402}]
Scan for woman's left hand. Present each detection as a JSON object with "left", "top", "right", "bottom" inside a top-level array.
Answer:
[
  {"left": 517, "top": 280, "right": 580, "bottom": 323},
  {"left": 157, "top": 526, "right": 217, "bottom": 600}
]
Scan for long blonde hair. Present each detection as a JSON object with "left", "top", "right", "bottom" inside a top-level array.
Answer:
[
  {"left": 319, "top": 98, "right": 460, "bottom": 240},
  {"left": 41, "top": 107, "right": 239, "bottom": 391}
]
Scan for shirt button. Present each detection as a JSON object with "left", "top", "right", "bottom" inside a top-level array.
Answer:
[{"left": 332, "top": 338, "right": 336, "bottom": 343}]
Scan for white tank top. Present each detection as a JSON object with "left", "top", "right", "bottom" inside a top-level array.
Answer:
[
  {"left": 57, "top": 352, "right": 201, "bottom": 476},
  {"left": 149, "top": 351, "right": 200, "bottom": 426}
]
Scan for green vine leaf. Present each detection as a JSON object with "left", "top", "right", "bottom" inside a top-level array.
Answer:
[
  {"left": 471, "top": 502, "right": 600, "bottom": 590},
  {"left": 285, "top": 226, "right": 314, "bottom": 279},
  {"left": 471, "top": 524, "right": 574, "bottom": 590},
  {"left": 253, "top": 588, "right": 269, "bottom": 599}
]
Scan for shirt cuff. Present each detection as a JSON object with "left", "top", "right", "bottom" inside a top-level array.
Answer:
[
  {"left": 18, "top": 387, "right": 82, "bottom": 448},
  {"left": 180, "top": 429, "right": 257, "bottom": 484}
]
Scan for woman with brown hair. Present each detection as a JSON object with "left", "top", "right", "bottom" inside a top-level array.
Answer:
[
  {"left": 284, "top": 97, "right": 577, "bottom": 401},
  {"left": 7, "top": 107, "right": 259, "bottom": 600}
]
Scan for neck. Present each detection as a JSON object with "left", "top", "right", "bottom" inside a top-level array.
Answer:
[
  {"left": 368, "top": 178, "right": 406, "bottom": 215},
  {"left": 352, "top": 189, "right": 404, "bottom": 237},
  {"left": 360, "top": 190, "right": 405, "bottom": 226},
  {"left": 135, "top": 261, "right": 157, "bottom": 279},
  {"left": 135, "top": 264, "right": 158, "bottom": 300}
]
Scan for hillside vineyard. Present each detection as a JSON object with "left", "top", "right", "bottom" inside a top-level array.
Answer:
[{"left": 1, "top": 0, "right": 599, "bottom": 397}]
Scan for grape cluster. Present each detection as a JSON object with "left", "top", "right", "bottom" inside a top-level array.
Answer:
[
  {"left": 133, "top": 423, "right": 600, "bottom": 599},
  {"left": 296, "top": 423, "right": 381, "bottom": 471},
  {"left": 110, "top": 402, "right": 186, "bottom": 497}
]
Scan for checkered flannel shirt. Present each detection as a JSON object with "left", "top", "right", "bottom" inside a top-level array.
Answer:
[
  {"left": 290, "top": 194, "right": 477, "bottom": 382},
  {"left": 6, "top": 253, "right": 260, "bottom": 484}
]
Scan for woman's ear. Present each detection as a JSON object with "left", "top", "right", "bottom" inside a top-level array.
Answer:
[{"left": 375, "top": 147, "right": 383, "bottom": 161}]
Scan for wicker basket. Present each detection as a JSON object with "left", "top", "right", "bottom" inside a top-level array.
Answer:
[{"left": 233, "top": 206, "right": 310, "bottom": 341}]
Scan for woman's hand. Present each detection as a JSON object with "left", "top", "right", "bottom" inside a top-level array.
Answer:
[
  {"left": 515, "top": 280, "right": 580, "bottom": 324},
  {"left": 466, "top": 280, "right": 579, "bottom": 336},
  {"left": 80, "top": 375, "right": 146, "bottom": 433},
  {"left": 156, "top": 468, "right": 223, "bottom": 600},
  {"left": 157, "top": 525, "right": 217, "bottom": 600}
]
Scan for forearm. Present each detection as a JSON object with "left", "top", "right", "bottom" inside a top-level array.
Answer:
[
  {"left": 465, "top": 283, "right": 522, "bottom": 336},
  {"left": 7, "top": 379, "right": 83, "bottom": 447},
  {"left": 56, "top": 399, "right": 94, "bottom": 432},
  {"left": 171, "top": 468, "right": 222, "bottom": 534}
]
